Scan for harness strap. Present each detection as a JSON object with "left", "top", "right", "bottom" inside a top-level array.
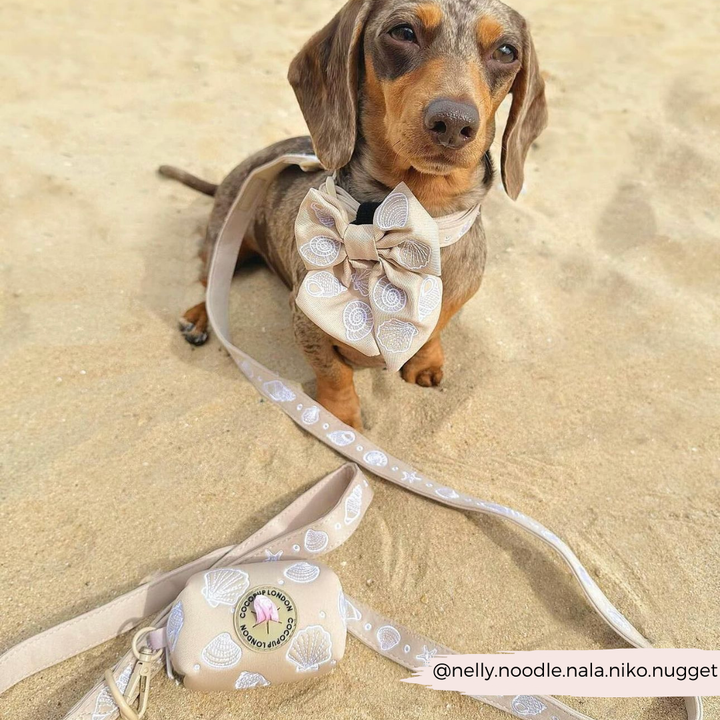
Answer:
[{"left": 0, "top": 155, "right": 703, "bottom": 720}]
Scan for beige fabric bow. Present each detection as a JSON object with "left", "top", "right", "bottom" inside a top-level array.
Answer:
[{"left": 295, "top": 179, "right": 466, "bottom": 372}]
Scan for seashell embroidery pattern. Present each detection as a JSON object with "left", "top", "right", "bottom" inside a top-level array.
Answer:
[
  {"left": 418, "top": 276, "right": 442, "bottom": 320},
  {"left": 235, "top": 671, "right": 271, "bottom": 690},
  {"left": 435, "top": 487, "right": 460, "bottom": 500},
  {"left": 376, "top": 625, "right": 401, "bottom": 652},
  {"left": 301, "top": 405, "right": 320, "bottom": 425},
  {"left": 201, "top": 632, "right": 242, "bottom": 669},
  {"left": 511, "top": 696, "right": 547, "bottom": 716},
  {"left": 327, "top": 430, "right": 355, "bottom": 447},
  {"left": 286, "top": 625, "right": 333, "bottom": 672},
  {"left": 372, "top": 276, "right": 407, "bottom": 313},
  {"left": 201, "top": 568, "right": 250, "bottom": 608},
  {"left": 351, "top": 269, "right": 371, "bottom": 297},
  {"left": 304, "top": 271, "right": 348, "bottom": 298},
  {"left": 283, "top": 562, "right": 321, "bottom": 584},
  {"left": 375, "top": 192, "right": 409, "bottom": 230},
  {"left": 92, "top": 665, "right": 133, "bottom": 720},
  {"left": 338, "top": 591, "right": 362, "bottom": 625},
  {"left": 343, "top": 300, "right": 374, "bottom": 342},
  {"left": 166, "top": 601, "right": 184, "bottom": 652},
  {"left": 263, "top": 380, "right": 296, "bottom": 403},
  {"left": 344, "top": 485, "right": 362, "bottom": 524},
  {"left": 299, "top": 236, "right": 342, "bottom": 267},
  {"left": 377, "top": 319, "right": 418, "bottom": 354},
  {"left": 397, "top": 239, "right": 430, "bottom": 270},
  {"left": 363, "top": 450, "right": 388, "bottom": 467},
  {"left": 304, "top": 528, "right": 329, "bottom": 553},
  {"left": 338, "top": 592, "right": 362, "bottom": 624},
  {"left": 311, "top": 202, "right": 336, "bottom": 228}
]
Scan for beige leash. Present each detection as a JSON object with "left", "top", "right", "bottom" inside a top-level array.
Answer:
[{"left": 0, "top": 155, "right": 704, "bottom": 720}]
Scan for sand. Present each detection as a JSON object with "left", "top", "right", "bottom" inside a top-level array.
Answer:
[{"left": 1, "top": 0, "right": 718, "bottom": 718}]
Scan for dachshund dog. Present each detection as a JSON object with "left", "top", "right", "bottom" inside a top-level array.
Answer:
[{"left": 161, "top": 0, "right": 547, "bottom": 429}]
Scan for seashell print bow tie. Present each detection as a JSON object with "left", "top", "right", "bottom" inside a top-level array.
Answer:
[{"left": 295, "top": 178, "right": 480, "bottom": 372}]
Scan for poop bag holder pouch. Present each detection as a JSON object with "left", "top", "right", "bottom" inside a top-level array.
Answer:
[{"left": 169, "top": 560, "right": 345, "bottom": 690}]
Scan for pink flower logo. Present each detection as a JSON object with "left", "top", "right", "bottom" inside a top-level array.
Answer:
[{"left": 252, "top": 594, "right": 280, "bottom": 634}]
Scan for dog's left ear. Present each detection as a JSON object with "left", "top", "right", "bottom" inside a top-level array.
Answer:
[
  {"left": 288, "top": 0, "right": 373, "bottom": 170},
  {"left": 501, "top": 24, "right": 548, "bottom": 200}
]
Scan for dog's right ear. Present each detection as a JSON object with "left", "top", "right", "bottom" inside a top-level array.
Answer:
[{"left": 288, "top": 0, "right": 373, "bottom": 170}]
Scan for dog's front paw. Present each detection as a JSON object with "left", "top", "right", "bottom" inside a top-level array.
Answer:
[
  {"left": 179, "top": 302, "right": 209, "bottom": 346},
  {"left": 401, "top": 360, "right": 444, "bottom": 387}
]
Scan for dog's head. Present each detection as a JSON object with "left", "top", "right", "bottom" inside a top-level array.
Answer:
[{"left": 288, "top": 0, "right": 547, "bottom": 200}]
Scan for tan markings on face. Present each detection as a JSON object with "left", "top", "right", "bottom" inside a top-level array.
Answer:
[
  {"left": 362, "top": 53, "right": 502, "bottom": 211},
  {"left": 476, "top": 15, "right": 504, "bottom": 50},
  {"left": 415, "top": 2, "right": 443, "bottom": 31}
]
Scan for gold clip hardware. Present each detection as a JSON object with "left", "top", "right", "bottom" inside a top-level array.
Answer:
[{"left": 104, "top": 626, "right": 163, "bottom": 720}]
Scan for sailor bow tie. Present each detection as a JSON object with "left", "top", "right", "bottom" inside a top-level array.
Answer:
[{"left": 295, "top": 178, "right": 480, "bottom": 372}]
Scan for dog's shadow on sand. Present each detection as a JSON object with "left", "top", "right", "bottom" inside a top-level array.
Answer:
[{"left": 138, "top": 185, "right": 495, "bottom": 433}]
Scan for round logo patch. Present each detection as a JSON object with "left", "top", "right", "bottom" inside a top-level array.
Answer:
[{"left": 234, "top": 585, "right": 298, "bottom": 653}]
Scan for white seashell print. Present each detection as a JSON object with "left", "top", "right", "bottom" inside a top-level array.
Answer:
[
  {"left": 343, "top": 300, "right": 374, "bottom": 342},
  {"left": 344, "top": 485, "right": 362, "bottom": 524},
  {"left": 327, "top": 430, "right": 355, "bottom": 447},
  {"left": 435, "top": 487, "right": 460, "bottom": 500},
  {"left": 377, "top": 319, "right": 418, "bottom": 354},
  {"left": 304, "top": 528, "right": 329, "bottom": 553},
  {"left": 311, "top": 202, "right": 336, "bottom": 228},
  {"left": 166, "top": 601, "right": 184, "bottom": 652},
  {"left": 376, "top": 625, "right": 401, "bottom": 652},
  {"left": 375, "top": 192, "right": 409, "bottom": 230},
  {"left": 299, "top": 236, "right": 342, "bottom": 267},
  {"left": 286, "top": 625, "right": 333, "bottom": 672},
  {"left": 372, "top": 276, "right": 407, "bottom": 313},
  {"left": 397, "top": 239, "right": 430, "bottom": 270},
  {"left": 263, "top": 380, "right": 296, "bottom": 402},
  {"left": 235, "top": 671, "right": 271, "bottom": 690},
  {"left": 240, "top": 360, "right": 254, "bottom": 378},
  {"left": 511, "top": 696, "right": 547, "bottom": 716},
  {"left": 201, "top": 632, "right": 242, "bottom": 669},
  {"left": 304, "top": 271, "right": 348, "bottom": 298},
  {"left": 301, "top": 405, "right": 320, "bottom": 425},
  {"left": 351, "top": 269, "right": 371, "bottom": 297},
  {"left": 418, "top": 276, "right": 442, "bottom": 320},
  {"left": 338, "top": 591, "right": 362, "bottom": 624},
  {"left": 201, "top": 568, "right": 250, "bottom": 608},
  {"left": 92, "top": 665, "right": 133, "bottom": 720},
  {"left": 363, "top": 450, "right": 388, "bottom": 467},
  {"left": 284, "top": 562, "right": 321, "bottom": 584}
]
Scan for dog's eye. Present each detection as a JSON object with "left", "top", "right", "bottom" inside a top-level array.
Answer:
[
  {"left": 492, "top": 44, "right": 517, "bottom": 63},
  {"left": 389, "top": 24, "right": 417, "bottom": 44}
]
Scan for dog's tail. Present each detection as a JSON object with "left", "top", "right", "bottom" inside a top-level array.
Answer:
[{"left": 157, "top": 165, "right": 218, "bottom": 197}]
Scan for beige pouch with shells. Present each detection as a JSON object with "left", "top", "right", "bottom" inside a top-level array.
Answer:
[{"left": 170, "top": 561, "right": 345, "bottom": 690}]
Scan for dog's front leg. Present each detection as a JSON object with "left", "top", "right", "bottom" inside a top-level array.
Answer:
[
  {"left": 292, "top": 306, "right": 362, "bottom": 429},
  {"left": 401, "top": 335, "right": 445, "bottom": 387}
]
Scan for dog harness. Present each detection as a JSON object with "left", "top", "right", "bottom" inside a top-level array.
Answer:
[
  {"left": 295, "top": 176, "right": 480, "bottom": 370},
  {"left": 0, "top": 155, "right": 704, "bottom": 720}
]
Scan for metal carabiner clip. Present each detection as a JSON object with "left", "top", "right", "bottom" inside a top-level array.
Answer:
[{"left": 104, "top": 626, "right": 163, "bottom": 720}]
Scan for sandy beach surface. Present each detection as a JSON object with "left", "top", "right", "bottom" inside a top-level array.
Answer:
[{"left": 1, "top": 0, "right": 718, "bottom": 718}]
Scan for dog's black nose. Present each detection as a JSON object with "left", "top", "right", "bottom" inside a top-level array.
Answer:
[{"left": 424, "top": 99, "right": 480, "bottom": 150}]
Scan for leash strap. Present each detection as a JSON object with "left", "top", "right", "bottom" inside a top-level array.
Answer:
[
  {"left": 204, "top": 154, "right": 703, "bottom": 720},
  {"left": 0, "top": 155, "right": 703, "bottom": 720}
]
